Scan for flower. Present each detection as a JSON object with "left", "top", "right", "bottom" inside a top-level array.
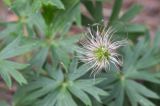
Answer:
[{"left": 77, "top": 25, "right": 127, "bottom": 76}]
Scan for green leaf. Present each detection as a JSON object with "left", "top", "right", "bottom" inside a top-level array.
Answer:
[
  {"left": 28, "top": 13, "right": 47, "bottom": 37},
  {"left": 14, "top": 60, "right": 106, "bottom": 106},
  {"left": 52, "top": 67, "right": 64, "bottom": 81},
  {"left": 92, "top": 98, "right": 103, "bottom": 106},
  {"left": 126, "top": 80, "right": 158, "bottom": 106},
  {"left": 0, "top": 37, "right": 39, "bottom": 59},
  {"left": 136, "top": 49, "right": 160, "bottom": 69},
  {"left": 120, "top": 4, "right": 142, "bottom": 21},
  {"left": 117, "top": 24, "right": 146, "bottom": 35},
  {"left": 73, "top": 78, "right": 108, "bottom": 103},
  {"left": 14, "top": 77, "right": 60, "bottom": 105},
  {"left": 104, "top": 37, "right": 160, "bottom": 105},
  {"left": 114, "top": 83, "right": 125, "bottom": 106},
  {"left": 82, "top": 1, "right": 103, "bottom": 25},
  {"left": 69, "top": 57, "right": 78, "bottom": 73},
  {"left": 126, "top": 80, "right": 139, "bottom": 106},
  {"left": 127, "top": 71, "right": 160, "bottom": 84},
  {"left": 68, "top": 63, "right": 91, "bottom": 80},
  {"left": 0, "top": 23, "right": 22, "bottom": 40},
  {"left": 42, "top": 4, "right": 60, "bottom": 26},
  {"left": 129, "top": 80, "right": 159, "bottom": 99},
  {"left": 75, "top": 78, "right": 106, "bottom": 87},
  {"left": 138, "top": 95, "right": 155, "bottom": 106},
  {"left": 75, "top": 4, "right": 81, "bottom": 26},
  {"left": 79, "top": 86, "right": 108, "bottom": 103},
  {"left": 125, "top": 24, "right": 146, "bottom": 33},
  {"left": 74, "top": 78, "right": 108, "bottom": 103},
  {"left": 45, "top": 0, "right": 65, "bottom": 9},
  {"left": 108, "top": 0, "right": 123, "bottom": 26},
  {"left": 0, "top": 60, "right": 28, "bottom": 87},
  {"left": 0, "top": 68, "right": 12, "bottom": 88},
  {"left": 58, "top": 34, "right": 81, "bottom": 53},
  {"left": 51, "top": 45, "right": 70, "bottom": 67},
  {"left": 34, "top": 91, "right": 59, "bottom": 106},
  {"left": 103, "top": 82, "right": 122, "bottom": 104},
  {"left": 68, "top": 84, "right": 92, "bottom": 106},
  {"left": 0, "top": 37, "right": 39, "bottom": 88},
  {"left": 153, "top": 29, "right": 160, "bottom": 48},
  {"left": 29, "top": 47, "right": 49, "bottom": 69},
  {"left": 56, "top": 90, "right": 78, "bottom": 106},
  {"left": 32, "top": 0, "right": 64, "bottom": 12},
  {"left": 31, "top": 0, "right": 42, "bottom": 12},
  {"left": 51, "top": 0, "right": 80, "bottom": 36}
]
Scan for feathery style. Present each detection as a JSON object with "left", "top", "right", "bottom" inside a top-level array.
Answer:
[{"left": 78, "top": 25, "right": 127, "bottom": 76}]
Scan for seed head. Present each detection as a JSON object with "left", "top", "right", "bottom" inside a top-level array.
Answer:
[{"left": 77, "top": 25, "right": 127, "bottom": 76}]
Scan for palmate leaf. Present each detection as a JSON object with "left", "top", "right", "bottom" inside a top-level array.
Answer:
[
  {"left": 126, "top": 80, "right": 159, "bottom": 106},
  {"left": 0, "top": 60, "right": 28, "bottom": 88},
  {"left": 33, "top": 0, "right": 80, "bottom": 67},
  {"left": 0, "top": 37, "right": 38, "bottom": 87},
  {"left": 22, "top": 29, "right": 80, "bottom": 73},
  {"left": 34, "top": 0, "right": 81, "bottom": 67},
  {"left": 2, "top": 0, "right": 81, "bottom": 71},
  {"left": 14, "top": 59, "right": 108, "bottom": 106},
  {"left": 68, "top": 85, "right": 92, "bottom": 105},
  {"left": 2, "top": 0, "right": 79, "bottom": 39},
  {"left": 102, "top": 36, "right": 160, "bottom": 106}
]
